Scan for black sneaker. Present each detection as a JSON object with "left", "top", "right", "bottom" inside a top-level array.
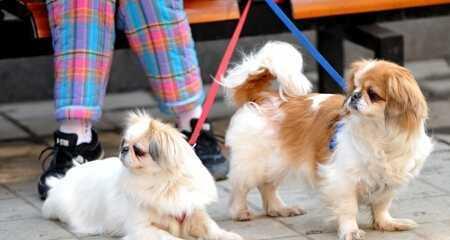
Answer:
[
  {"left": 37, "top": 129, "right": 103, "bottom": 200},
  {"left": 182, "top": 119, "right": 229, "bottom": 181}
]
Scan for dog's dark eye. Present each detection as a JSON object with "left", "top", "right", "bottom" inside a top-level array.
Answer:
[
  {"left": 133, "top": 145, "right": 146, "bottom": 157},
  {"left": 368, "top": 88, "right": 382, "bottom": 102}
]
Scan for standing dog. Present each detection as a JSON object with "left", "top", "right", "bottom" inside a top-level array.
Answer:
[
  {"left": 223, "top": 42, "right": 432, "bottom": 240},
  {"left": 42, "top": 111, "right": 242, "bottom": 240}
]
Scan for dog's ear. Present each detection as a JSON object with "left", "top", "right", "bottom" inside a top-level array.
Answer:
[
  {"left": 148, "top": 140, "right": 160, "bottom": 163},
  {"left": 146, "top": 118, "right": 191, "bottom": 172},
  {"left": 147, "top": 119, "right": 179, "bottom": 164},
  {"left": 385, "top": 67, "right": 428, "bottom": 134},
  {"left": 347, "top": 59, "right": 370, "bottom": 93}
]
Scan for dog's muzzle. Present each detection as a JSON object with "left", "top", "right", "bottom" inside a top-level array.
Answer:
[
  {"left": 119, "top": 146, "right": 129, "bottom": 164},
  {"left": 121, "top": 146, "right": 129, "bottom": 155},
  {"left": 349, "top": 91, "right": 362, "bottom": 110}
]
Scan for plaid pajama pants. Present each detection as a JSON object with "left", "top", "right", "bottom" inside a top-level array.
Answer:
[{"left": 47, "top": 0, "right": 204, "bottom": 122}]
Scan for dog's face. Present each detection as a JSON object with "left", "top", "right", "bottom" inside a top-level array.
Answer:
[
  {"left": 116, "top": 112, "right": 219, "bottom": 221},
  {"left": 119, "top": 112, "right": 185, "bottom": 175},
  {"left": 346, "top": 60, "right": 427, "bottom": 134}
]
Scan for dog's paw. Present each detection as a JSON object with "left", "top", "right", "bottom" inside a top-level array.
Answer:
[
  {"left": 267, "top": 206, "right": 306, "bottom": 218},
  {"left": 232, "top": 210, "right": 253, "bottom": 221},
  {"left": 339, "top": 229, "right": 365, "bottom": 240},
  {"left": 373, "top": 218, "right": 418, "bottom": 231}
]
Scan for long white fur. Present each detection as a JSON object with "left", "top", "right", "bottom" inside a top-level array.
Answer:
[
  {"left": 42, "top": 113, "right": 241, "bottom": 240},
  {"left": 224, "top": 42, "right": 433, "bottom": 240},
  {"left": 309, "top": 94, "right": 333, "bottom": 111}
]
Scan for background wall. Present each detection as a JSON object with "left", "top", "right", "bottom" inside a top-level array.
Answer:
[{"left": 0, "top": 16, "right": 449, "bottom": 103}]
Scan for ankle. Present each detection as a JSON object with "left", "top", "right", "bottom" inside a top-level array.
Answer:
[
  {"left": 59, "top": 120, "right": 92, "bottom": 145},
  {"left": 176, "top": 106, "right": 202, "bottom": 131}
]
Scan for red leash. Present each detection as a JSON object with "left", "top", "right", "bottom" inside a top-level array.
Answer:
[{"left": 189, "top": 0, "right": 253, "bottom": 145}]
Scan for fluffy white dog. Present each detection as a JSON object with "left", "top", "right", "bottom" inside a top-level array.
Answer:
[
  {"left": 42, "top": 111, "right": 242, "bottom": 240},
  {"left": 223, "top": 42, "right": 432, "bottom": 240}
]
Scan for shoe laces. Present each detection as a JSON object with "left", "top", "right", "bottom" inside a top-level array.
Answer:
[
  {"left": 39, "top": 145, "right": 75, "bottom": 171},
  {"left": 194, "top": 129, "right": 224, "bottom": 155}
]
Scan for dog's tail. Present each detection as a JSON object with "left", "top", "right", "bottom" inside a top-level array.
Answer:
[{"left": 222, "top": 41, "right": 312, "bottom": 107}]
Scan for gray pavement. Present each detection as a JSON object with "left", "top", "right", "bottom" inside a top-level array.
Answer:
[{"left": 0, "top": 58, "right": 450, "bottom": 240}]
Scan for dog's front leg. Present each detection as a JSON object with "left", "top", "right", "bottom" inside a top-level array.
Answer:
[
  {"left": 327, "top": 188, "right": 364, "bottom": 240},
  {"left": 124, "top": 224, "right": 183, "bottom": 240},
  {"left": 372, "top": 191, "right": 417, "bottom": 231},
  {"left": 188, "top": 209, "right": 243, "bottom": 240},
  {"left": 337, "top": 199, "right": 365, "bottom": 240}
]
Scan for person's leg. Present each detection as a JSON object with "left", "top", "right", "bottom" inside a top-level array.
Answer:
[
  {"left": 118, "top": 0, "right": 228, "bottom": 180},
  {"left": 51, "top": 0, "right": 116, "bottom": 127},
  {"left": 117, "top": 0, "right": 203, "bottom": 125},
  {"left": 38, "top": 0, "right": 116, "bottom": 200}
]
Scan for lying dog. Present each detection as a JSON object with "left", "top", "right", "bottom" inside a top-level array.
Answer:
[
  {"left": 42, "top": 111, "right": 242, "bottom": 240},
  {"left": 223, "top": 42, "right": 432, "bottom": 240}
]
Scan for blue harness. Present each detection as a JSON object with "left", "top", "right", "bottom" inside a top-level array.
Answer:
[{"left": 329, "top": 122, "right": 344, "bottom": 151}]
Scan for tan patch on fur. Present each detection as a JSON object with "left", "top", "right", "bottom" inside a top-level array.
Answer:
[
  {"left": 278, "top": 94, "right": 346, "bottom": 179},
  {"left": 186, "top": 209, "right": 211, "bottom": 238},
  {"left": 150, "top": 208, "right": 215, "bottom": 239},
  {"left": 233, "top": 68, "right": 276, "bottom": 107},
  {"left": 382, "top": 62, "right": 427, "bottom": 135}
]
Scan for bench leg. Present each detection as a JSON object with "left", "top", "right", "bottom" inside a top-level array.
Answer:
[
  {"left": 344, "top": 24, "right": 404, "bottom": 65},
  {"left": 317, "top": 27, "right": 345, "bottom": 93}
]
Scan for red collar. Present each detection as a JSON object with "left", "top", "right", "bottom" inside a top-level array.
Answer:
[{"left": 175, "top": 212, "right": 187, "bottom": 225}]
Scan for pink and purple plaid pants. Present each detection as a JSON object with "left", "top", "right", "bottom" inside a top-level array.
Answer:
[{"left": 47, "top": 0, "right": 204, "bottom": 122}]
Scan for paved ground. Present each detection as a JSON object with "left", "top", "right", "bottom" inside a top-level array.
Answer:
[{"left": 0, "top": 58, "right": 450, "bottom": 240}]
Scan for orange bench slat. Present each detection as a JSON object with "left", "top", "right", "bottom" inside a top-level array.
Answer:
[
  {"left": 20, "top": 0, "right": 240, "bottom": 39},
  {"left": 185, "top": 0, "right": 240, "bottom": 24},
  {"left": 292, "top": 0, "right": 450, "bottom": 19}
]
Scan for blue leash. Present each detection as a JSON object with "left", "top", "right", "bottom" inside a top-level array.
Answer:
[{"left": 264, "top": 0, "right": 347, "bottom": 91}]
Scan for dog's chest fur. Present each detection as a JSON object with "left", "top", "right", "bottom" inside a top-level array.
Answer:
[{"left": 340, "top": 128, "right": 428, "bottom": 204}]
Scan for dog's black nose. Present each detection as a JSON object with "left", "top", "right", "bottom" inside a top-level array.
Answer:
[
  {"left": 121, "top": 146, "right": 129, "bottom": 154},
  {"left": 350, "top": 91, "right": 362, "bottom": 103}
]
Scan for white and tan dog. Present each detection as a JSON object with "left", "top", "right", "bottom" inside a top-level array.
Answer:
[
  {"left": 42, "top": 111, "right": 242, "bottom": 240},
  {"left": 223, "top": 42, "right": 432, "bottom": 240}
]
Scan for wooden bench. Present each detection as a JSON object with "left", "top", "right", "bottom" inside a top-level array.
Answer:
[
  {"left": 290, "top": 0, "right": 450, "bottom": 92},
  {"left": 186, "top": 0, "right": 240, "bottom": 24},
  {"left": 292, "top": 0, "right": 450, "bottom": 19},
  {"left": 0, "top": 0, "right": 240, "bottom": 39},
  {"left": 0, "top": 0, "right": 242, "bottom": 59},
  {"left": 1, "top": 0, "right": 450, "bottom": 102}
]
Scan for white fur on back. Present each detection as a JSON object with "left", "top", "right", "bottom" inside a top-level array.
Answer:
[
  {"left": 42, "top": 158, "right": 128, "bottom": 236},
  {"left": 309, "top": 94, "right": 333, "bottom": 111}
]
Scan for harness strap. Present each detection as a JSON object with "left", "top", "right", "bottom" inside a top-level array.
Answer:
[
  {"left": 329, "top": 122, "right": 344, "bottom": 151},
  {"left": 175, "top": 212, "right": 187, "bottom": 225}
]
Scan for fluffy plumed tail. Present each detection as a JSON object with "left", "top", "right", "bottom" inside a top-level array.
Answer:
[{"left": 223, "top": 41, "right": 312, "bottom": 107}]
